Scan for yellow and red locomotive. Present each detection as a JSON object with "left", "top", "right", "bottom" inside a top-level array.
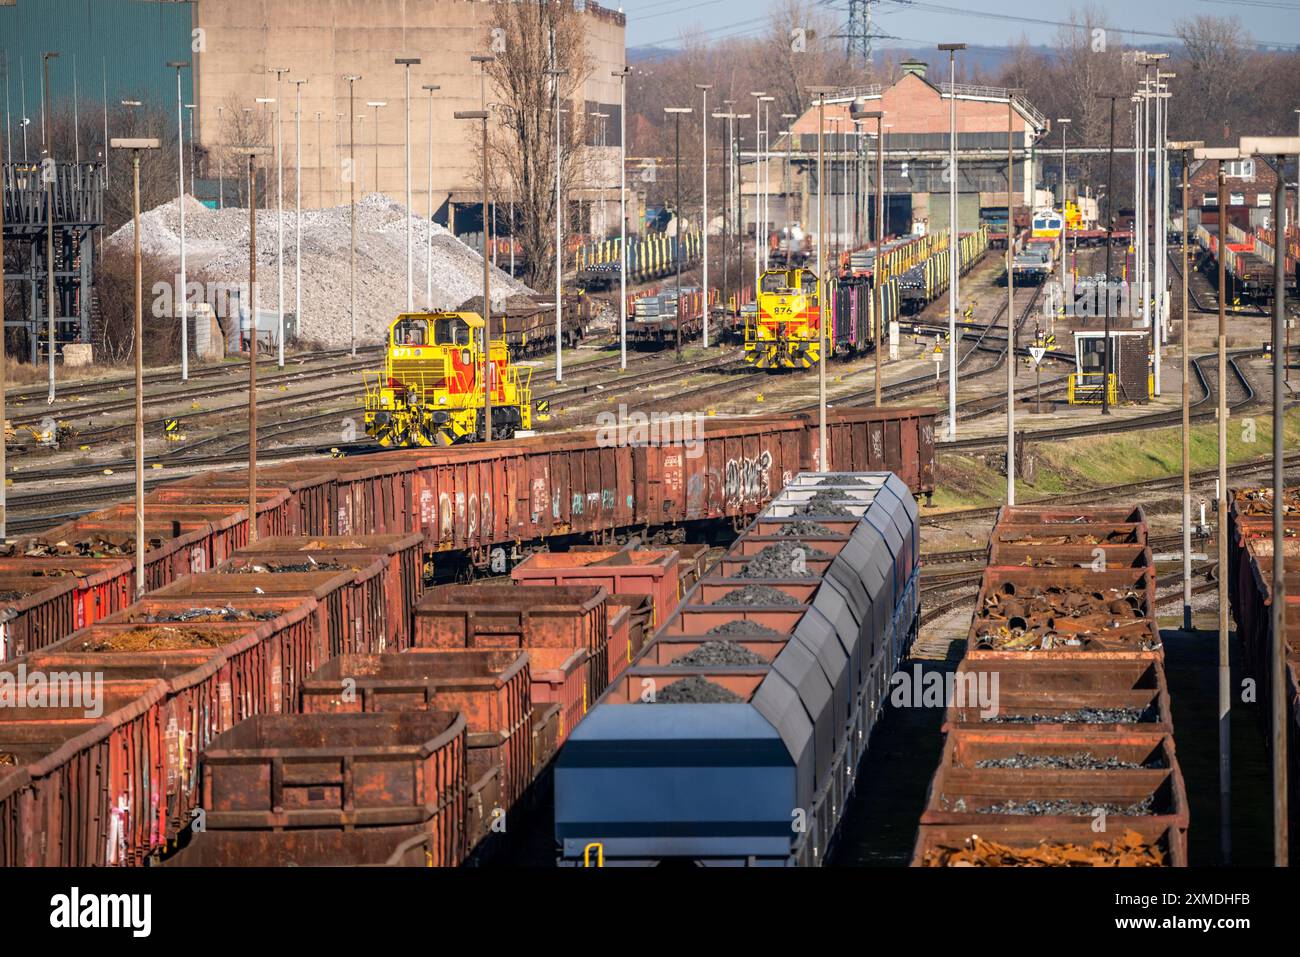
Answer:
[
  {"left": 363, "top": 311, "right": 534, "bottom": 447},
  {"left": 744, "top": 267, "right": 822, "bottom": 369}
]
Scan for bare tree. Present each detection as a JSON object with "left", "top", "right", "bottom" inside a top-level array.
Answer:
[{"left": 482, "top": 0, "right": 593, "bottom": 289}]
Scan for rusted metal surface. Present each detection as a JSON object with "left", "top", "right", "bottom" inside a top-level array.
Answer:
[
  {"left": 968, "top": 567, "right": 1160, "bottom": 655},
  {"left": 300, "top": 650, "right": 532, "bottom": 811},
  {"left": 0, "top": 574, "right": 78, "bottom": 660},
  {"left": 913, "top": 822, "right": 1184, "bottom": 866},
  {"left": 0, "top": 557, "right": 134, "bottom": 636},
  {"left": 415, "top": 584, "right": 609, "bottom": 704},
  {"left": 199, "top": 710, "right": 467, "bottom": 867},
  {"left": 161, "top": 825, "right": 441, "bottom": 866},
  {"left": 511, "top": 547, "right": 680, "bottom": 632}
]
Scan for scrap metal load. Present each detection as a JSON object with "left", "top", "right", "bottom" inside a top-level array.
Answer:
[
  {"left": 1225, "top": 486, "right": 1300, "bottom": 844},
  {"left": 362, "top": 311, "right": 536, "bottom": 447},
  {"left": 914, "top": 505, "right": 1188, "bottom": 867},
  {"left": 553, "top": 472, "right": 920, "bottom": 866}
]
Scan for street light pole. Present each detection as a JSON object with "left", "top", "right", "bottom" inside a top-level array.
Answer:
[
  {"left": 292, "top": 79, "right": 307, "bottom": 356},
  {"left": 547, "top": 65, "right": 569, "bottom": 382},
  {"left": 939, "top": 43, "right": 966, "bottom": 441},
  {"left": 270, "top": 67, "right": 290, "bottom": 369},
  {"left": 168, "top": 62, "right": 191, "bottom": 379},
  {"left": 233, "top": 145, "right": 272, "bottom": 545},
  {"left": 423, "top": 84, "right": 440, "bottom": 309},
  {"left": 1240, "top": 134, "right": 1300, "bottom": 869},
  {"left": 809, "top": 87, "right": 835, "bottom": 470},
  {"left": 1099, "top": 92, "right": 1120, "bottom": 417},
  {"left": 614, "top": 67, "right": 630, "bottom": 370},
  {"left": 344, "top": 75, "right": 361, "bottom": 356},
  {"left": 111, "top": 136, "right": 161, "bottom": 596},
  {"left": 396, "top": 58, "right": 421, "bottom": 312},
  {"left": 41, "top": 51, "right": 59, "bottom": 405},
  {"left": 1008, "top": 95, "right": 1018, "bottom": 505},
  {"left": 665, "top": 107, "right": 692, "bottom": 358},
  {"left": 696, "top": 84, "right": 712, "bottom": 348},
  {"left": 750, "top": 91, "right": 766, "bottom": 293},
  {"left": 1057, "top": 118, "right": 1070, "bottom": 289}
]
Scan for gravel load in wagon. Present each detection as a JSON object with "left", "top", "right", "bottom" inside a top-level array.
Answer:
[
  {"left": 920, "top": 829, "right": 1167, "bottom": 867},
  {"left": 652, "top": 675, "right": 743, "bottom": 703},
  {"left": 706, "top": 620, "right": 779, "bottom": 636},
  {"left": 229, "top": 559, "right": 351, "bottom": 573},
  {"left": 974, "top": 752, "right": 1160, "bottom": 770},
  {"left": 670, "top": 640, "right": 770, "bottom": 667},
  {"left": 732, "top": 542, "right": 829, "bottom": 580},
  {"left": 710, "top": 584, "right": 801, "bottom": 607},
  {"left": 985, "top": 706, "right": 1157, "bottom": 725},
  {"left": 134, "top": 605, "right": 279, "bottom": 623},
  {"left": 793, "top": 492, "right": 856, "bottom": 517},
  {"left": 775, "top": 520, "right": 834, "bottom": 537},
  {"left": 816, "top": 474, "right": 872, "bottom": 486},
  {"left": 961, "top": 795, "right": 1157, "bottom": 817},
  {"left": 70, "top": 625, "right": 239, "bottom": 652}
]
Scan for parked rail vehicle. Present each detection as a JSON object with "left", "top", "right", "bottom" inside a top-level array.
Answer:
[
  {"left": 896, "top": 228, "right": 990, "bottom": 310},
  {"left": 495, "top": 295, "right": 589, "bottom": 360},
  {"left": 628, "top": 285, "right": 709, "bottom": 349},
  {"left": 1195, "top": 223, "right": 1298, "bottom": 302},
  {"left": 575, "top": 231, "right": 702, "bottom": 289},
  {"left": 1030, "top": 208, "right": 1064, "bottom": 240},
  {"left": 555, "top": 471, "right": 920, "bottom": 866},
  {"left": 363, "top": 311, "right": 535, "bottom": 447},
  {"left": 1011, "top": 236, "right": 1058, "bottom": 284}
]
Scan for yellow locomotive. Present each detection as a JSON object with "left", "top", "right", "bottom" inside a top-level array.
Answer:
[
  {"left": 362, "top": 311, "right": 534, "bottom": 447},
  {"left": 745, "top": 267, "right": 821, "bottom": 370}
]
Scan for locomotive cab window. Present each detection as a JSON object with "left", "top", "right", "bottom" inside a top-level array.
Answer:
[
  {"left": 393, "top": 318, "right": 429, "bottom": 346},
  {"left": 761, "top": 272, "right": 791, "bottom": 294},
  {"left": 433, "top": 316, "right": 472, "bottom": 345}
]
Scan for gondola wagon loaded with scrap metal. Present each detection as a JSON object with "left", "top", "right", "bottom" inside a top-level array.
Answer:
[
  {"left": 554, "top": 472, "right": 920, "bottom": 866},
  {"left": 627, "top": 285, "right": 710, "bottom": 348},
  {"left": 362, "top": 311, "right": 540, "bottom": 447}
]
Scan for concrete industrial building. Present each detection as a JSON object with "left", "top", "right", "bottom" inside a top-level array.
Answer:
[
  {"left": 193, "top": 0, "right": 627, "bottom": 235},
  {"left": 748, "top": 62, "right": 1050, "bottom": 242}
]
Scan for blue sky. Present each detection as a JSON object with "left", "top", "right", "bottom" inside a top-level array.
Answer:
[{"left": 624, "top": 0, "right": 1300, "bottom": 52}]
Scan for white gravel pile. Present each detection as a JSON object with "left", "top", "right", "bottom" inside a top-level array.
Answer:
[{"left": 106, "top": 193, "right": 534, "bottom": 347}]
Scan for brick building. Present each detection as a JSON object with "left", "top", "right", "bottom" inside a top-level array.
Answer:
[{"left": 1186, "top": 154, "right": 1293, "bottom": 233}]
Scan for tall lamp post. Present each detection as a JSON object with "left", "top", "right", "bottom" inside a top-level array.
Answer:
[
  {"left": 343, "top": 74, "right": 361, "bottom": 356},
  {"left": 292, "top": 79, "right": 308, "bottom": 353},
  {"left": 696, "top": 83, "right": 712, "bottom": 347},
  {"left": 1239, "top": 133, "right": 1300, "bottom": 869},
  {"left": 1006, "top": 93, "right": 1020, "bottom": 504},
  {"left": 1056, "top": 117, "right": 1070, "bottom": 290},
  {"left": 1168, "top": 139, "right": 1203, "bottom": 639},
  {"left": 939, "top": 42, "right": 966, "bottom": 441},
  {"left": 750, "top": 91, "right": 767, "bottom": 292},
  {"left": 423, "top": 84, "right": 441, "bottom": 309},
  {"left": 545, "top": 66, "right": 569, "bottom": 382},
  {"left": 808, "top": 86, "right": 836, "bottom": 470},
  {"left": 613, "top": 67, "right": 631, "bottom": 370},
  {"left": 367, "top": 101, "right": 387, "bottom": 195},
  {"left": 269, "top": 67, "right": 290, "bottom": 369},
  {"left": 109, "top": 136, "right": 161, "bottom": 596},
  {"left": 456, "top": 104, "right": 493, "bottom": 442},
  {"left": 167, "top": 61, "right": 191, "bottom": 379},
  {"left": 396, "top": 58, "right": 421, "bottom": 312},
  {"left": 665, "top": 107, "right": 692, "bottom": 358},
  {"left": 232, "top": 145, "right": 273, "bottom": 545},
  {"left": 851, "top": 103, "right": 883, "bottom": 406},
  {"left": 1195, "top": 143, "right": 1239, "bottom": 863},
  {"left": 41, "top": 51, "right": 59, "bottom": 405}
]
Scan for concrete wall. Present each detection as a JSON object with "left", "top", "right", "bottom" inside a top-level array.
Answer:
[{"left": 193, "top": 0, "right": 625, "bottom": 214}]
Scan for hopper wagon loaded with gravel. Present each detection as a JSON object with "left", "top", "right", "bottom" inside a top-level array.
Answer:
[{"left": 554, "top": 472, "right": 919, "bottom": 866}]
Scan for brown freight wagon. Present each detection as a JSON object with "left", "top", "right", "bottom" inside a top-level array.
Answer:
[
  {"left": 911, "top": 819, "right": 1187, "bottom": 867},
  {"left": 147, "top": 486, "right": 294, "bottom": 539},
  {"left": 198, "top": 710, "right": 467, "bottom": 867},
  {"left": 160, "top": 825, "right": 440, "bottom": 866},
  {"left": 415, "top": 584, "right": 610, "bottom": 705},
  {"left": 167, "top": 466, "right": 339, "bottom": 537},
  {"left": 0, "top": 574, "right": 79, "bottom": 659},
  {"left": 153, "top": 568, "right": 361, "bottom": 660},
  {"left": 0, "top": 556, "right": 134, "bottom": 635},
  {"left": 216, "top": 557, "right": 390, "bottom": 655},
  {"left": 0, "top": 677, "right": 168, "bottom": 866},
  {"left": 92, "top": 503, "right": 260, "bottom": 568},
  {"left": 300, "top": 650, "right": 533, "bottom": 845},
  {"left": 232, "top": 533, "right": 424, "bottom": 652},
  {"left": 18, "top": 519, "right": 217, "bottom": 593},
  {"left": 511, "top": 547, "right": 680, "bottom": 630}
]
